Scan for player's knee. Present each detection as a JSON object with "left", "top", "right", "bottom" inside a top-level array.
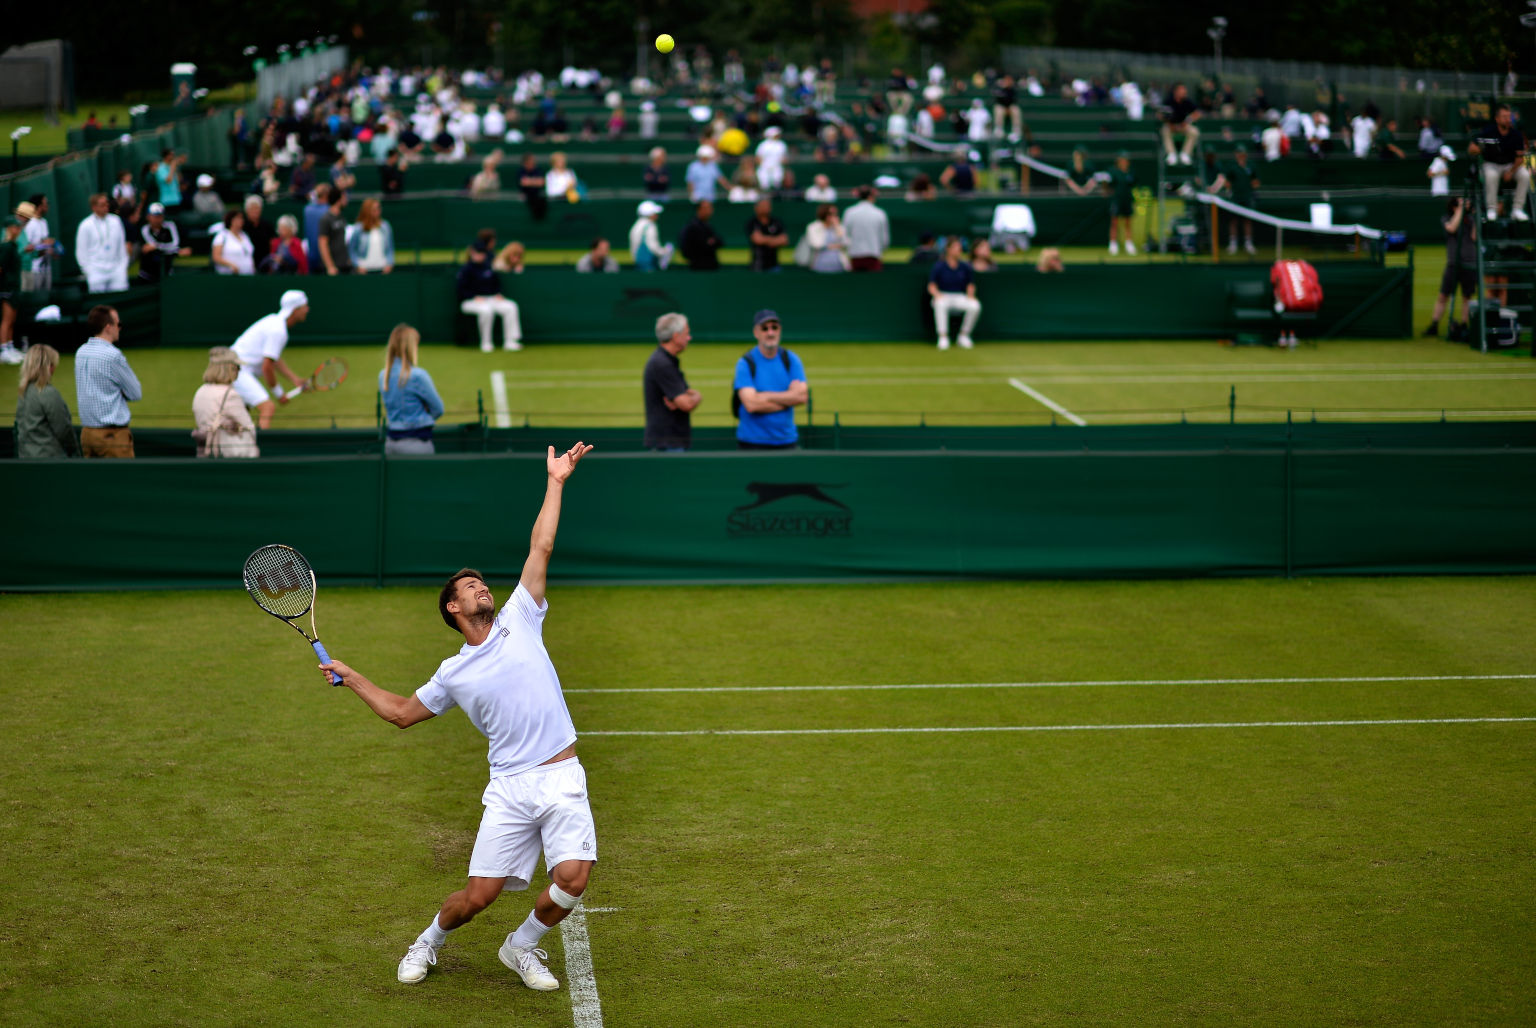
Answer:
[
  {"left": 464, "top": 879, "right": 503, "bottom": 912},
  {"left": 550, "top": 861, "right": 590, "bottom": 896}
]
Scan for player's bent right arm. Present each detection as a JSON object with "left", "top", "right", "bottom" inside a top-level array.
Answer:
[{"left": 322, "top": 658, "right": 437, "bottom": 729}]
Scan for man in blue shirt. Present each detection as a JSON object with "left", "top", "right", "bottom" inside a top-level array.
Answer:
[
  {"left": 75, "top": 304, "right": 143, "bottom": 457},
  {"left": 303, "top": 184, "right": 331, "bottom": 274},
  {"left": 733, "top": 309, "right": 807, "bottom": 450},
  {"left": 928, "top": 237, "right": 982, "bottom": 349},
  {"left": 684, "top": 145, "right": 729, "bottom": 203}
]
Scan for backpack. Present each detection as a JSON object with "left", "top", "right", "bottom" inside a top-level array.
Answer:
[{"left": 730, "top": 348, "right": 794, "bottom": 418}]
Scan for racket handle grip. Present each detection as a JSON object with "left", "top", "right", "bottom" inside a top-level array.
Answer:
[{"left": 312, "top": 640, "right": 343, "bottom": 685}]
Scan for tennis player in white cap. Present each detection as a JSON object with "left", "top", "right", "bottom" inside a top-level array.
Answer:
[{"left": 229, "top": 289, "right": 311, "bottom": 428}]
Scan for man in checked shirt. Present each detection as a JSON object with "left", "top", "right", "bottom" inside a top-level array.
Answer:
[{"left": 74, "top": 305, "right": 143, "bottom": 458}]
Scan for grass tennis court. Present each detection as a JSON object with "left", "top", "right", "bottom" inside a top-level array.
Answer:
[{"left": 1, "top": 576, "right": 1531, "bottom": 1025}]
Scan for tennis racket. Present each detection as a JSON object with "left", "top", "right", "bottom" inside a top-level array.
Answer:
[
  {"left": 242, "top": 543, "right": 343, "bottom": 685},
  {"left": 288, "top": 357, "right": 349, "bottom": 398}
]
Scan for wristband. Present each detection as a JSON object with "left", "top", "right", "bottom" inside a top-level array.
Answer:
[{"left": 272, "top": 384, "right": 286, "bottom": 399}]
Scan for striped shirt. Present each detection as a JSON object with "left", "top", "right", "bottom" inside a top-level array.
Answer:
[{"left": 74, "top": 338, "right": 143, "bottom": 427}]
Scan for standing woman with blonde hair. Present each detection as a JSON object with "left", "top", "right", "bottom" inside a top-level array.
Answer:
[
  {"left": 349, "top": 197, "right": 396, "bottom": 274},
  {"left": 192, "top": 347, "right": 259, "bottom": 457},
  {"left": 14, "top": 344, "right": 79, "bottom": 458},
  {"left": 378, "top": 323, "right": 445, "bottom": 454}
]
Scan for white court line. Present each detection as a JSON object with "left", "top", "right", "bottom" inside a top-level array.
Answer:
[
  {"left": 560, "top": 907, "right": 604, "bottom": 1028},
  {"left": 1008, "top": 378, "right": 1087, "bottom": 426},
  {"left": 488, "top": 370, "right": 512, "bottom": 428},
  {"left": 582, "top": 716, "right": 1536, "bottom": 738},
  {"left": 564, "top": 673, "right": 1536, "bottom": 696}
]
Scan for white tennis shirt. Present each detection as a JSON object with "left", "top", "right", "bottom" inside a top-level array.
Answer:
[
  {"left": 415, "top": 583, "right": 577, "bottom": 779},
  {"left": 231, "top": 312, "right": 291, "bottom": 376}
]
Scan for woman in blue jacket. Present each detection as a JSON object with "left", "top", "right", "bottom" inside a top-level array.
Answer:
[
  {"left": 378, "top": 323, "right": 445, "bottom": 454},
  {"left": 349, "top": 197, "right": 396, "bottom": 274}
]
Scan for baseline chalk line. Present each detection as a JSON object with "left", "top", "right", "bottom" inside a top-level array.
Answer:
[{"left": 1008, "top": 378, "right": 1087, "bottom": 425}]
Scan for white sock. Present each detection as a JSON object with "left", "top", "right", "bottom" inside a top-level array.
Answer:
[
  {"left": 510, "top": 910, "right": 552, "bottom": 950},
  {"left": 418, "top": 914, "right": 452, "bottom": 948}
]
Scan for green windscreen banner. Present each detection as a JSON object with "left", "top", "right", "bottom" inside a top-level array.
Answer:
[{"left": 3, "top": 440, "right": 1531, "bottom": 591}]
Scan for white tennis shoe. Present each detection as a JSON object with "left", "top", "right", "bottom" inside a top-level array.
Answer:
[
  {"left": 397, "top": 940, "right": 438, "bottom": 984},
  {"left": 499, "top": 939, "right": 559, "bottom": 991}
]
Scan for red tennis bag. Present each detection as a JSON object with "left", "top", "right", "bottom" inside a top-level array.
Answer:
[{"left": 1271, "top": 259, "right": 1323, "bottom": 312}]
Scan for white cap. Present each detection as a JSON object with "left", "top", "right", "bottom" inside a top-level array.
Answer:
[
  {"left": 147, "top": 202, "right": 165, "bottom": 216},
  {"left": 1438, "top": 144, "right": 1455, "bottom": 161},
  {"left": 35, "top": 304, "right": 61, "bottom": 323},
  {"left": 764, "top": 126, "right": 782, "bottom": 137},
  {"left": 279, "top": 289, "right": 310, "bottom": 312},
  {"left": 696, "top": 145, "right": 715, "bottom": 158},
  {"left": 197, "top": 174, "right": 214, "bottom": 188},
  {"left": 637, "top": 200, "right": 663, "bottom": 217}
]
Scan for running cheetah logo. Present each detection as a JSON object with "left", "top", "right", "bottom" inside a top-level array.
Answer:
[{"left": 733, "top": 482, "right": 849, "bottom": 512}]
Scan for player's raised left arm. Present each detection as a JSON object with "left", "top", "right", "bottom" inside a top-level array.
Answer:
[{"left": 521, "top": 442, "right": 595, "bottom": 606}]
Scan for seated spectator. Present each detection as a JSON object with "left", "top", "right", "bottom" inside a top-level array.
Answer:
[
  {"left": 192, "top": 347, "right": 259, "bottom": 458},
  {"left": 545, "top": 152, "right": 577, "bottom": 200},
  {"left": 192, "top": 175, "right": 225, "bottom": 217},
  {"left": 804, "top": 204, "right": 850, "bottom": 273},
  {"left": 349, "top": 197, "right": 395, "bottom": 274},
  {"left": 379, "top": 148, "right": 408, "bottom": 196},
  {"left": 483, "top": 103, "right": 507, "bottom": 138},
  {"left": 469, "top": 153, "right": 502, "bottom": 197},
  {"left": 1417, "top": 117, "right": 1443, "bottom": 157},
  {"left": 804, "top": 174, "right": 837, "bottom": 202},
  {"left": 289, "top": 154, "right": 318, "bottom": 201},
  {"left": 458, "top": 229, "right": 523, "bottom": 352},
  {"left": 756, "top": 126, "right": 789, "bottom": 191},
  {"left": 378, "top": 323, "right": 444, "bottom": 454},
  {"left": 316, "top": 188, "right": 354, "bottom": 276},
  {"left": 575, "top": 237, "right": 620, "bottom": 273},
  {"left": 909, "top": 232, "right": 941, "bottom": 263},
  {"left": 14, "top": 344, "right": 79, "bottom": 457},
  {"left": 1160, "top": 82, "right": 1201, "bottom": 166},
  {"left": 905, "top": 173, "right": 937, "bottom": 201},
  {"left": 643, "top": 147, "right": 671, "bottom": 200},
  {"left": 939, "top": 149, "right": 978, "bottom": 194},
  {"left": 685, "top": 145, "right": 730, "bottom": 203},
  {"left": 629, "top": 200, "right": 673, "bottom": 271},
  {"left": 136, "top": 203, "right": 191, "bottom": 283},
  {"left": 1036, "top": 247, "right": 1065, "bottom": 273},
  {"left": 970, "top": 239, "right": 997, "bottom": 272},
  {"left": 678, "top": 201, "right": 723, "bottom": 271},
  {"left": 111, "top": 170, "right": 136, "bottom": 212},
  {"left": 1376, "top": 118, "right": 1405, "bottom": 159},
  {"left": 518, "top": 153, "right": 548, "bottom": 221},
  {"left": 493, "top": 240, "right": 526, "bottom": 273},
  {"left": 1261, "top": 113, "right": 1285, "bottom": 161},
  {"left": 928, "top": 237, "right": 982, "bottom": 349},
  {"left": 242, "top": 196, "right": 274, "bottom": 265},
  {"left": 253, "top": 159, "right": 281, "bottom": 204},
  {"left": 814, "top": 124, "right": 844, "bottom": 162},
  {"left": 211, "top": 210, "right": 257, "bottom": 276},
  {"left": 729, "top": 155, "right": 762, "bottom": 203},
  {"left": 607, "top": 107, "right": 628, "bottom": 138},
  {"left": 330, "top": 154, "right": 357, "bottom": 192},
  {"left": 261, "top": 214, "right": 309, "bottom": 274}
]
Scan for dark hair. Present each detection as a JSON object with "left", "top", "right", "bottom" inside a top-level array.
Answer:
[
  {"left": 590, "top": 237, "right": 607, "bottom": 249},
  {"left": 476, "top": 227, "right": 496, "bottom": 247},
  {"left": 439, "top": 568, "right": 486, "bottom": 631},
  {"left": 855, "top": 184, "right": 873, "bottom": 201},
  {"left": 330, "top": 188, "right": 347, "bottom": 207},
  {"left": 1495, "top": 102, "right": 1511, "bottom": 115},
  {"left": 27, "top": 193, "right": 44, "bottom": 206},
  {"left": 816, "top": 203, "right": 836, "bottom": 222},
  {"left": 86, "top": 305, "right": 117, "bottom": 337},
  {"left": 224, "top": 210, "right": 243, "bottom": 228},
  {"left": 387, "top": 148, "right": 400, "bottom": 159}
]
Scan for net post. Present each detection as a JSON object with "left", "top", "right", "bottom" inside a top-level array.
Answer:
[{"left": 1229, "top": 385, "right": 1236, "bottom": 424}]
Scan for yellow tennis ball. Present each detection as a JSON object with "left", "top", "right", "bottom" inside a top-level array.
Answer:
[{"left": 656, "top": 34, "right": 674, "bottom": 54}]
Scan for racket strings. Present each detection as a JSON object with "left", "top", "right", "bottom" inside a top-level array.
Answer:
[
  {"left": 312, "top": 359, "right": 348, "bottom": 390},
  {"left": 243, "top": 546, "right": 316, "bottom": 618}
]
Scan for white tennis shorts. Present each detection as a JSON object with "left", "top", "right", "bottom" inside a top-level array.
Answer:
[
  {"left": 232, "top": 367, "right": 270, "bottom": 406},
  {"left": 468, "top": 757, "right": 597, "bottom": 891}
]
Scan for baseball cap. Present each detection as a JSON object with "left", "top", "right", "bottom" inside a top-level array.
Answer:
[
  {"left": 764, "top": 126, "right": 782, "bottom": 138},
  {"left": 197, "top": 174, "right": 214, "bottom": 188},
  {"left": 279, "top": 289, "right": 310, "bottom": 312},
  {"left": 752, "top": 309, "right": 780, "bottom": 328},
  {"left": 637, "top": 200, "right": 663, "bottom": 217},
  {"left": 696, "top": 145, "right": 716, "bottom": 158},
  {"left": 147, "top": 202, "right": 166, "bottom": 215},
  {"left": 1438, "top": 144, "right": 1456, "bottom": 161}
]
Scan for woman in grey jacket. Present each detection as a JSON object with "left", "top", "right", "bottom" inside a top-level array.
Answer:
[{"left": 14, "top": 344, "right": 79, "bottom": 458}]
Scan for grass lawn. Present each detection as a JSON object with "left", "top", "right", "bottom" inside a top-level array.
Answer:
[{"left": 0, "top": 576, "right": 1531, "bottom": 1025}]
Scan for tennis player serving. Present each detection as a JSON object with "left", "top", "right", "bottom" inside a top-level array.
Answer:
[{"left": 321, "top": 442, "right": 597, "bottom": 991}]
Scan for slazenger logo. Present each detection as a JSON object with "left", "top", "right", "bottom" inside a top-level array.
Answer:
[{"left": 727, "top": 482, "right": 852, "bottom": 537}]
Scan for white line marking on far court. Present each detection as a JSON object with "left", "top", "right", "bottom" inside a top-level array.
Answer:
[
  {"left": 1008, "top": 378, "right": 1087, "bottom": 425},
  {"left": 489, "top": 370, "right": 512, "bottom": 428}
]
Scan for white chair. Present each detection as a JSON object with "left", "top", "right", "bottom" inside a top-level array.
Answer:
[{"left": 990, "top": 204, "right": 1036, "bottom": 253}]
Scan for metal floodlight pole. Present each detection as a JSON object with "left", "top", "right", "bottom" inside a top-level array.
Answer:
[{"left": 1208, "top": 17, "right": 1228, "bottom": 80}]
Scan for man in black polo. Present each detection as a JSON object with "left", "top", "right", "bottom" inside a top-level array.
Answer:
[
  {"left": 642, "top": 312, "right": 701, "bottom": 452},
  {"left": 1469, "top": 102, "right": 1530, "bottom": 222},
  {"left": 1160, "top": 82, "right": 1201, "bottom": 166},
  {"left": 745, "top": 199, "right": 788, "bottom": 272}
]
